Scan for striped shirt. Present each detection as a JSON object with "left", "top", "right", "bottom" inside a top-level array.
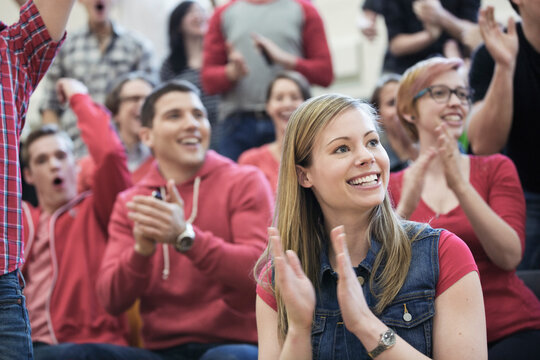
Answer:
[{"left": 0, "top": 0, "right": 64, "bottom": 274}]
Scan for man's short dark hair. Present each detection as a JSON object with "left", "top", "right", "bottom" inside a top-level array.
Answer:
[
  {"left": 21, "top": 125, "right": 73, "bottom": 167},
  {"left": 104, "top": 71, "right": 157, "bottom": 116},
  {"left": 509, "top": 0, "right": 520, "bottom": 15},
  {"left": 140, "top": 79, "right": 202, "bottom": 128}
]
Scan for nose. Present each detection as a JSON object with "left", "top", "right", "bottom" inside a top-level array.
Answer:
[
  {"left": 184, "top": 113, "right": 200, "bottom": 130},
  {"left": 49, "top": 156, "right": 62, "bottom": 169},
  {"left": 448, "top": 91, "right": 462, "bottom": 106},
  {"left": 354, "top": 145, "right": 375, "bottom": 167}
]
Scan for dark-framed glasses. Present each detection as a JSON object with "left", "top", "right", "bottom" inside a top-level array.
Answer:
[{"left": 413, "top": 85, "right": 473, "bottom": 105}]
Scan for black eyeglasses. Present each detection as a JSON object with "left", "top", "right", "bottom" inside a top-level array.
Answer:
[{"left": 413, "top": 85, "right": 473, "bottom": 105}]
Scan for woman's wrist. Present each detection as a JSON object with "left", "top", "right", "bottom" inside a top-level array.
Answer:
[{"left": 287, "top": 323, "right": 313, "bottom": 341}]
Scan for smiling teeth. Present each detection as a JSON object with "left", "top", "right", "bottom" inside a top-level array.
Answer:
[
  {"left": 443, "top": 115, "right": 461, "bottom": 122},
  {"left": 349, "top": 174, "right": 378, "bottom": 186},
  {"left": 181, "top": 138, "right": 199, "bottom": 145}
]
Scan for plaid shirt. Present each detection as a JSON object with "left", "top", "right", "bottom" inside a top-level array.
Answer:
[
  {"left": 39, "top": 22, "right": 156, "bottom": 158},
  {"left": 0, "top": 1, "right": 63, "bottom": 274}
]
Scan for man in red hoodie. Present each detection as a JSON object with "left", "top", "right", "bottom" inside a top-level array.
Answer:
[
  {"left": 97, "top": 80, "right": 274, "bottom": 360},
  {"left": 21, "top": 79, "right": 158, "bottom": 360}
]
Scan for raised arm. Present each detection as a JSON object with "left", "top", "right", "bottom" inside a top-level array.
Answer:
[
  {"left": 33, "top": 0, "right": 76, "bottom": 42},
  {"left": 467, "top": 7, "right": 518, "bottom": 155},
  {"left": 58, "top": 78, "right": 132, "bottom": 227}
]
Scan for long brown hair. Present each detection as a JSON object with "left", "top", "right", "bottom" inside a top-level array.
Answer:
[{"left": 255, "top": 94, "right": 417, "bottom": 341}]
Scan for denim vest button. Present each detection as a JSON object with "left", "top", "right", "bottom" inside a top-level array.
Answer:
[
  {"left": 357, "top": 276, "right": 365, "bottom": 286},
  {"left": 403, "top": 303, "right": 412, "bottom": 322}
]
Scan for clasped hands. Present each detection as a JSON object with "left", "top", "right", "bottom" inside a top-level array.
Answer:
[
  {"left": 127, "top": 179, "right": 187, "bottom": 256},
  {"left": 397, "top": 122, "right": 467, "bottom": 218}
]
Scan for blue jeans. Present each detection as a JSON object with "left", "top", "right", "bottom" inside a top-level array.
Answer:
[
  {"left": 155, "top": 343, "right": 258, "bottom": 360},
  {"left": 33, "top": 342, "right": 161, "bottom": 360},
  {"left": 218, "top": 111, "right": 274, "bottom": 161},
  {"left": 0, "top": 269, "right": 33, "bottom": 360},
  {"left": 519, "top": 191, "right": 540, "bottom": 270}
]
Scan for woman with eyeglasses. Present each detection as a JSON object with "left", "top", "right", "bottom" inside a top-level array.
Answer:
[{"left": 389, "top": 56, "right": 540, "bottom": 360}]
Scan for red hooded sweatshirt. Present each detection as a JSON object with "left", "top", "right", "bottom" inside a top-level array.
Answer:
[
  {"left": 97, "top": 151, "right": 273, "bottom": 350},
  {"left": 22, "top": 94, "right": 132, "bottom": 345}
]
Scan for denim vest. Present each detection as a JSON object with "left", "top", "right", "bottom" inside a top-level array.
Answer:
[{"left": 312, "top": 223, "right": 440, "bottom": 360}]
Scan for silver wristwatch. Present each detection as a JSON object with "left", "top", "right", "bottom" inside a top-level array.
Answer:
[
  {"left": 174, "top": 223, "right": 195, "bottom": 253},
  {"left": 368, "top": 328, "right": 396, "bottom": 358}
]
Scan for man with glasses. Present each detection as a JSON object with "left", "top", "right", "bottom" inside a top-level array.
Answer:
[
  {"left": 468, "top": 1, "right": 540, "bottom": 270},
  {"left": 77, "top": 72, "right": 156, "bottom": 192}
]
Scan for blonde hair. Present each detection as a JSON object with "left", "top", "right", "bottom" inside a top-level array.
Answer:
[
  {"left": 255, "top": 94, "right": 416, "bottom": 341},
  {"left": 397, "top": 57, "right": 464, "bottom": 141}
]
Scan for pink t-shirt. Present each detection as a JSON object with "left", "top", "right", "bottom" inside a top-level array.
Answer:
[
  {"left": 25, "top": 212, "right": 54, "bottom": 344},
  {"left": 238, "top": 144, "right": 279, "bottom": 195},
  {"left": 257, "top": 230, "right": 477, "bottom": 311}
]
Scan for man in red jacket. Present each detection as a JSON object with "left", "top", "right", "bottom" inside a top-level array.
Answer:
[
  {"left": 97, "top": 80, "right": 274, "bottom": 360},
  {"left": 21, "top": 79, "right": 159, "bottom": 360}
]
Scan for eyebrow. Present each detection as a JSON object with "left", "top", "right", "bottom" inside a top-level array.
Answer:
[{"left": 326, "top": 130, "right": 376, "bottom": 146}]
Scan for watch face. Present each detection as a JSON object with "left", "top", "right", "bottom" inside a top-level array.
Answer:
[{"left": 382, "top": 329, "right": 396, "bottom": 346}]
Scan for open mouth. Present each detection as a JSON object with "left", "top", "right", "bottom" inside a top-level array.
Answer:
[
  {"left": 347, "top": 174, "right": 380, "bottom": 187},
  {"left": 53, "top": 177, "right": 63, "bottom": 186},
  {"left": 96, "top": 2, "right": 105, "bottom": 11}
]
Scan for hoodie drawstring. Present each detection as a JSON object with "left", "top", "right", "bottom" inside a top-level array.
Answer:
[{"left": 162, "top": 176, "right": 201, "bottom": 280}]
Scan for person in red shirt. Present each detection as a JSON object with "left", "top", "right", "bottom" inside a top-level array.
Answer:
[
  {"left": 255, "top": 93, "right": 486, "bottom": 359},
  {"left": 21, "top": 78, "right": 159, "bottom": 360},
  {"left": 202, "top": 0, "right": 333, "bottom": 161},
  {"left": 97, "top": 80, "right": 273, "bottom": 360},
  {"left": 389, "top": 56, "right": 540, "bottom": 359},
  {"left": 238, "top": 71, "right": 311, "bottom": 194},
  {"left": 0, "top": 1, "right": 74, "bottom": 358}
]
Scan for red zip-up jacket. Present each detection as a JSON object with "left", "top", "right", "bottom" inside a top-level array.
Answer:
[{"left": 22, "top": 94, "right": 132, "bottom": 345}]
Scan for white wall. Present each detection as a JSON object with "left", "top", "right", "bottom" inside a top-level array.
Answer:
[{"left": 0, "top": 0, "right": 517, "bottom": 138}]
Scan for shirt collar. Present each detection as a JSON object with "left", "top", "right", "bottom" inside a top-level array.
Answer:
[
  {"left": 319, "top": 234, "right": 382, "bottom": 278},
  {"left": 83, "top": 20, "right": 121, "bottom": 37}
]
